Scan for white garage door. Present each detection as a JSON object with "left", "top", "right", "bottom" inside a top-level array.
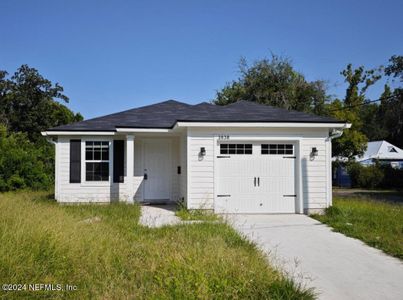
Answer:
[{"left": 215, "top": 142, "right": 296, "bottom": 213}]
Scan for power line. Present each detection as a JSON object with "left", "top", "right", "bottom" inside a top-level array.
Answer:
[{"left": 328, "top": 95, "right": 396, "bottom": 112}]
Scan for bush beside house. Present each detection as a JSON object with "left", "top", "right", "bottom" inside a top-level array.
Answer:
[
  {"left": 0, "top": 125, "right": 53, "bottom": 191},
  {"left": 337, "top": 161, "right": 403, "bottom": 189},
  {"left": 346, "top": 162, "right": 385, "bottom": 189}
]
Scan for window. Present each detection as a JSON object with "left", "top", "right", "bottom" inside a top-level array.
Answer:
[
  {"left": 220, "top": 144, "right": 252, "bottom": 155},
  {"left": 85, "top": 141, "right": 109, "bottom": 181},
  {"left": 261, "top": 144, "right": 293, "bottom": 155}
]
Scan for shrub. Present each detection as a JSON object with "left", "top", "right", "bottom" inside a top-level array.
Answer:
[
  {"left": 380, "top": 165, "right": 403, "bottom": 189},
  {"left": 0, "top": 125, "right": 53, "bottom": 191},
  {"left": 347, "top": 162, "right": 384, "bottom": 189}
]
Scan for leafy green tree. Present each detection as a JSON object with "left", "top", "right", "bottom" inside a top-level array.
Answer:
[
  {"left": 329, "top": 64, "right": 381, "bottom": 158},
  {"left": 0, "top": 125, "right": 52, "bottom": 191},
  {"left": 382, "top": 55, "right": 403, "bottom": 148},
  {"left": 214, "top": 55, "right": 329, "bottom": 115},
  {"left": 385, "top": 55, "right": 403, "bottom": 81},
  {"left": 0, "top": 65, "right": 83, "bottom": 141},
  {"left": 0, "top": 65, "right": 83, "bottom": 191}
]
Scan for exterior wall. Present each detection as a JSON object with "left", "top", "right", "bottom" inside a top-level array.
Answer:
[
  {"left": 301, "top": 138, "right": 328, "bottom": 214},
  {"left": 56, "top": 135, "right": 183, "bottom": 203},
  {"left": 56, "top": 136, "right": 128, "bottom": 203},
  {"left": 186, "top": 129, "right": 215, "bottom": 209},
  {"left": 186, "top": 127, "right": 331, "bottom": 214},
  {"left": 55, "top": 127, "right": 332, "bottom": 213}
]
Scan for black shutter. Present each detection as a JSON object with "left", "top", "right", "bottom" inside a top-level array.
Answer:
[
  {"left": 70, "top": 139, "right": 81, "bottom": 183},
  {"left": 113, "top": 140, "right": 124, "bottom": 183}
]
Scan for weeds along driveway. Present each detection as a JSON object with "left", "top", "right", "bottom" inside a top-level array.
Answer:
[{"left": 227, "top": 214, "right": 403, "bottom": 300}]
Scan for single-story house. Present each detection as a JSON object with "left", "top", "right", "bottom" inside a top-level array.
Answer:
[
  {"left": 42, "top": 100, "right": 350, "bottom": 214},
  {"left": 356, "top": 140, "right": 403, "bottom": 169}
]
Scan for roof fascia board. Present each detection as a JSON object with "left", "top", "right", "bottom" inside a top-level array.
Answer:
[
  {"left": 115, "top": 128, "right": 172, "bottom": 133},
  {"left": 42, "top": 131, "right": 116, "bottom": 136},
  {"left": 176, "top": 122, "right": 351, "bottom": 128}
]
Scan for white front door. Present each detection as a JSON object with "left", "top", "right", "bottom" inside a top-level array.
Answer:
[
  {"left": 215, "top": 142, "right": 296, "bottom": 213},
  {"left": 143, "top": 139, "right": 172, "bottom": 201}
]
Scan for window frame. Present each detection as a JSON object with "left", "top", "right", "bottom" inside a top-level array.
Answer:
[
  {"left": 261, "top": 143, "right": 294, "bottom": 155},
  {"left": 220, "top": 143, "right": 253, "bottom": 155},
  {"left": 82, "top": 139, "right": 112, "bottom": 184}
]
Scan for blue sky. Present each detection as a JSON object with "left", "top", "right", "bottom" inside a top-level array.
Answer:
[{"left": 1, "top": 0, "right": 402, "bottom": 119}]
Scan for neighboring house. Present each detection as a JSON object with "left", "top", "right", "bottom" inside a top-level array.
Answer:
[
  {"left": 42, "top": 100, "right": 350, "bottom": 214},
  {"left": 356, "top": 140, "right": 403, "bottom": 169},
  {"left": 333, "top": 140, "right": 403, "bottom": 188}
]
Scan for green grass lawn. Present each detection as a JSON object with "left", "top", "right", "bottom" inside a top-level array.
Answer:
[
  {"left": 0, "top": 191, "right": 313, "bottom": 299},
  {"left": 175, "top": 207, "right": 220, "bottom": 222},
  {"left": 312, "top": 197, "right": 403, "bottom": 259}
]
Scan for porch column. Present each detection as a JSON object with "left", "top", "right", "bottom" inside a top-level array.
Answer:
[{"left": 126, "top": 134, "right": 135, "bottom": 203}]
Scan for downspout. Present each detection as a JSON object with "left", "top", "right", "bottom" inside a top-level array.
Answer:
[
  {"left": 41, "top": 132, "right": 56, "bottom": 145},
  {"left": 328, "top": 128, "right": 344, "bottom": 140},
  {"left": 45, "top": 137, "right": 57, "bottom": 145}
]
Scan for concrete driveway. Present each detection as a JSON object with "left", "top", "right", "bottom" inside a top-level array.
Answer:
[{"left": 227, "top": 214, "right": 403, "bottom": 300}]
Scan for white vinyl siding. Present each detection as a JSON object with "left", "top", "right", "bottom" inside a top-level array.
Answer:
[
  {"left": 301, "top": 139, "right": 328, "bottom": 211},
  {"left": 56, "top": 135, "right": 183, "bottom": 203},
  {"left": 187, "top": 128, "right": 215, "bottom": 209},
  {"left": 56, "top": 136, "right": 127, "bottom": 202},
  {"left": 54, "top": 126, "right": 332, "bottom": 214},
  {"left": 186, "top": 127, "right": 331, "bottom": 213}
]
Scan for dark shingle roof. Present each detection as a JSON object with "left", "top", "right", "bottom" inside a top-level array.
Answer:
[{"left": 48, "top": 100, "right": 344, "bottom": 131}]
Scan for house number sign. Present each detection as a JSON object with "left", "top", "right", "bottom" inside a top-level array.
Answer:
[{"left": 218, "top": 134, "right": 230, "bottom": 140}]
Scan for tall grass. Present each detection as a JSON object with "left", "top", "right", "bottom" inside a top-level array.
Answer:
[
  {"left": 312, "top": 197, "right": 403, "bottom": 259},
  {"left": 0, "top": 191, "right": 314, "bottom": 299}
]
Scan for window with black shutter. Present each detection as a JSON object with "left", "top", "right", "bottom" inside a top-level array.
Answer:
[
  {"left": 70, "top": 139, "right": 81, "bottom": 183},
  {"left": 85, "top": 141, "right": 110, "bottom": 181}
]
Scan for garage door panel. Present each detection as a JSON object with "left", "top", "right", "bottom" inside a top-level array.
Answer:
[
  {"left": 216, "top": 142, "right": 296, "bottom": 213},
  {"left": 217, "top": 177, "right": 255, "bottom": 195},
  {"left": 215, "top": 194, "right": 260, "bottom": 213}
]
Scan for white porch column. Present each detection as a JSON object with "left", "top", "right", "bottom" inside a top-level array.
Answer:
[{"left": 126, "top": 134, "right": 135, "bottom": 203}]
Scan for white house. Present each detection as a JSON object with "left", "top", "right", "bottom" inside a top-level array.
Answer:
[
  {"left": 42, "top": 100, "right": 350, "bottom": 214},
  {"left": 356, "top": 140, "right": 403, "bottom": 169}
]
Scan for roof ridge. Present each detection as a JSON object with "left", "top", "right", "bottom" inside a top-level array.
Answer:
[{"left": 225, "top": 100, "right": 341, "bottom": 121}]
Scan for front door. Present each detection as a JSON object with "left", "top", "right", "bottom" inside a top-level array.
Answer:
[{"left": 143, "top": 139, "right": 172, "bottom": 202}]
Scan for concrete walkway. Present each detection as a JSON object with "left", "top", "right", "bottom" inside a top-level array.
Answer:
[
  {"left": 139, "top": 205, "right": 181, "bottom": 228},
  {"left": 227, "top": 214, "right": 403, "bottom": 300}
]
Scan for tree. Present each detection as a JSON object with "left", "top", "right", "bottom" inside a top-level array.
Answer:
[
  {"left": 329, "top": 64, "right": 381, "bottom": 158},
  {"left": 214, "top": 54, "right": 329, "bottom": 115},
  {"left": 0, "top": 65, "right": 83, "bottom": 191},
  {"left": 0, "top": 125, "right": 52, "bottom": 191},
  {"left": 0, "top": 65, "right": 83, "bottom": 141},
  {"left": 385, "top": 55, "right": 403, "bottom": 81},
  {"left": 381, "top": 55, "right": 403, "bottom": 148}
]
